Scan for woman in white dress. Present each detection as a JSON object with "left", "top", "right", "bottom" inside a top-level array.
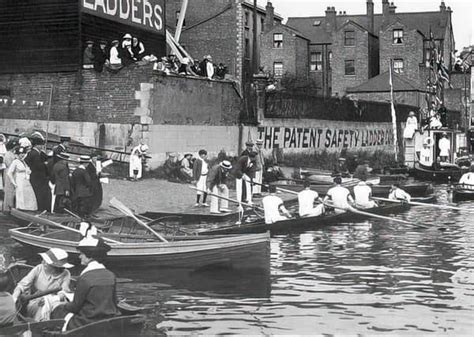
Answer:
[
  {"left": 129, "top": 143, "right": 149, "bottom": 180},
  {"left": 403, "top": 111, "right": 418, "bottom": 139},
  {"left": 7, "top": 147, "right": 38, "bottom": 211}
]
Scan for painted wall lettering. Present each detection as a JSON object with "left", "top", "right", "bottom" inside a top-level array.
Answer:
[
  {"left": 256, "top": 126, "right": 393, "bottom": 150},
  {"left": 81, "top": 0, "right": 164, "bottom": 34}
]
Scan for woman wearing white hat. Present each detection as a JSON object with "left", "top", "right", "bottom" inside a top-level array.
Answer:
[
  {"left": 129, "top": 143, "right": 149, "bottom": 181},
  {"left": 12, "top": 248, "right": 72, "bottom": 321}
]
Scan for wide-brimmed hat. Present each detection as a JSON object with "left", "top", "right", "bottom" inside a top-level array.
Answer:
[
  {"left": 123, "top": 33, "right": 132, "bottom": 40},
  {"left": 220, "top": 160, "right": 232, "bottom": 170},
  {"left": 77, "top": 236, "right": 111, "bottom": 255},
  {"left": 39, "top": 248, "right": 74, "bottom": 269},
  {"left": 18, "top": 137, "right": 32, "bottom": 148},
  {"left": 57, "top": 152, "right": 70, "bottom": 160},
  {"left": 79, "top": 155, "right": 91, "bottom": 163},
  {"left": 255, "top": 139, "right": 263, "bottom": 145}
]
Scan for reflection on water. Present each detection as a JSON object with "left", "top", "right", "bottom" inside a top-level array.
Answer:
[{"left": 1, "top": 186, "right": 474, "bottom": 335}]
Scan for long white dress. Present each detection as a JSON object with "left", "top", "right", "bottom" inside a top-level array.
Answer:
[
  {"left": 403, "top": 116, "right": 418, "bottom": 139},
  {"left": 8, "top": 158, "right": 38, "bottom": 210},
  {"left": 129, "top": 145, "right": 147, "bottom": 179}
]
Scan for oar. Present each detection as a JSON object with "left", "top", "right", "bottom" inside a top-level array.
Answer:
[
  {"left": 322, "top": 201, "right": 430, "bottom": 228},
  {"left": 110, "top": 197, "right": 168, "bottom": 243},
  {"left": 372, "top": 197, "right": 474, "bottom": 212},
  {"left": 250, "top": 180, "right": 299, "bottom": 195},
  {"left": 31, "top": 211, "right": 121, "bottom": 244},
  {"left": 188, "top": 186, "right": 264, "bottom": 211}
]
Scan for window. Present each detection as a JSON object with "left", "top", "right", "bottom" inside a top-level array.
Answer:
[
  {"left": 245, "top": 38, "right": 250, "bottom": 58},
  {"left": 310, "top": 52, "right": 322, "bottom": 71},
  {"left": 175, "top": 11, "right": 186, "bottom": 27},
  {"left": 393, "top": 59, "right": 404, "bottom": 73},
  {"left": 313, "top": 20, "right": 321, "bottom": 26},
  {"left": 273, "top": 62, "right": 283, "bottom": 78},
  {"left": 345, "top": 60, "right": 355, "bottom": 75},
  {"left": 393, "top": 29, "right": 403, "bottom": 44},
  {"left": 344, "top": 30, "right": 355, "bottom": 46},
  {"left": 273, "top": 33, "right": 283, "bottom": 48},
  {"left": 244, "top": 12, "right": 249, "bottom": 27},
  {"left": 261, "top": 18, "right": 265, "bottom": 32}
]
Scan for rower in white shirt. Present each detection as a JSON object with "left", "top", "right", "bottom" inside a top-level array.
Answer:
[
  {"left": 459, "top": 164, "right": 474, "bottom": 185},
  {"left": 323, "top": 176, "right": 355, "bottom": 214},
  {"left": 388, "top": 183, "right": 411, "bottom": 202},
  {"left": 353, "top": 179, "right": 377, "bottom": 209},
  {"left": 262, "top": 185, "right": 292, "bottom": 224},
  {"left": 298, "top": 180, "right": 324, "bottom": 217}
]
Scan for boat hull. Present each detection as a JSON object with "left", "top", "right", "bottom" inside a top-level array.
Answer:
[
  {"left": 413, "top": 165, "right": 464, "bottom": 182},
  {"left": 452, "top": 184, "right": 474, "bottom": 201}
]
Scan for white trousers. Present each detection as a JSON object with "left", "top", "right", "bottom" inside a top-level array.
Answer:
[
  {"left": 300, "top": 204, "right": 325, "bottom": 217},
  {"left": 236, "top": 174, "right": 252, "bottom": 203},
  {"left": 210, "top": 185, "right": 229, "bottom": 213},
  {"left": 253, "top": 170, "right": 262, "bottom": 194}
]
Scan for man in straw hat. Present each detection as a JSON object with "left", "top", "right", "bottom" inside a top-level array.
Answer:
[
  {"left": 207, "top": 160, "right": 232, "bottom": 214},
  {"left": 59, "top": 236, "right": 120, "bottom": 330},
  {"left": 12, "top": 248, "right": 73, "bottom": 321},
  {"left": 71, "top": 155, "right": 93, "bottom": 217}
]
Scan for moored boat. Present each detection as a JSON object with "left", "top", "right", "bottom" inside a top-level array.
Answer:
[
  {"left": 413, "top": 163, "right": 465, "bottom": 182},
  {"left": 452, "top": 183, "right": 474, "bottom": 201},
  {"left": 9, "top": 209, "right": 270, "bottom": 270}
]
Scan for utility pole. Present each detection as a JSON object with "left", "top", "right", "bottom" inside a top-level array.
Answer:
[{"left": 252, "top": 0, "right": 258, "bottom": 75}]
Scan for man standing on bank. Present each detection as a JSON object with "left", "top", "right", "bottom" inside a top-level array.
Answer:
[
  {"left": 207, "top": 160, "right": 232, "bottom": 214},
  {"left": 51, "top": 152, "right": 71, "bottom": 213},
  {"left": 71, "top": 155, "right": 93, "bottom": 217},
  {"left": 193, "top": 149, "right": 209, "bottom": 207},
  {"left": 253, "top": 139, "right": 265, "bottom": 197},
  {"left": 232, "top": 152, "right": 257, "bottom": 205}
]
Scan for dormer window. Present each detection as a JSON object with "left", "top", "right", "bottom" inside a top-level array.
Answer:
[
  {"left": 344, "top": 30, "right": 355, "bottom": 46},
  {"left": 393, "top": 29, "right": 404, "bottom": 44}
]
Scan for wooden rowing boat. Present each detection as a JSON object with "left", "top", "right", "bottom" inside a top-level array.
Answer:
[
  {"left": 452, "top": 183, "right": 474, "bottom": 201},
  {"left": 198, "top": 195, "right": 436, "bottom": 235},
  {"left": 9, "top": 209, "right": 270, "bottom": 270},
  {"left": 0, "top": 264, "right": 145, "bottom": 337},
  {"left": 413, "top": 163, "right": 465, "bottom": 182}
]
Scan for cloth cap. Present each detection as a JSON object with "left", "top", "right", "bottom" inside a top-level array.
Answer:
[
  {"left": 245, "top": 140, "right": 254, "bottom": 146},
  {"left": 79, "top": 155, "right": 91, "bottom": 163},
  {"left": 123, "top": 33, "right": 132, "bottom": 40},
  {"left": 220, "top": 160, "right": 232, "bottom": 170},
  {"left": 255, "top": 139, "right": 263, "bottom": 145},
  {"left": 77, "top": 236, "right": 111, "bottom": 254},
  {"left": 39, "top": 248, "right": 73, "bottom": 269}
]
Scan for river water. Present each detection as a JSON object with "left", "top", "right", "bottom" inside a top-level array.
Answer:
[{"left": 1, "top": 186, "right": 473, "bottom": 335}]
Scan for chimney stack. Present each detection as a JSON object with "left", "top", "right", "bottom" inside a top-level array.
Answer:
[
  {"left": 389, "top": 2, "right": 396, "bottom": 14},
  {"left": 440, "top": 1, "right": 446, "bottom": 12},
  {"left": 367, "top": 0, "right": 374, "bottom": 34},
  {"left": 325, "top": 6, "right": 337, "bottom": 32},
  {"left": 265, "top": 2, "right": 275, "bottom": 31}
]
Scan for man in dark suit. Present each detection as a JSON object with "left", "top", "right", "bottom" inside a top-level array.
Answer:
[
  {"left": 51, "top": 152, "right": 71, "bottom": 213},
  {"left": 231, "top": 152, "right": 257, "bottom": 205},
  {"left": 71, "top": 155, "right": 93, "bottom": 217}
]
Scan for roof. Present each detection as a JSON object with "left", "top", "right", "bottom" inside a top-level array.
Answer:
[
  {"left": 274, "top": 24, "right": 310, "bottom": 41},
  {"left": 346, "top": 71, "right": 425, "bottom": 93},
  {"left": 287, "top": 11, "right": 446, "bottom": 44},
  {"left": 242, "top": 1, "right": 283, "bottom": 21}
]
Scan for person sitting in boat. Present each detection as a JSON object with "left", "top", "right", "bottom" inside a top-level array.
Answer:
[
  {"left": 353, "top": 178, "right": 377, "bottom": 209},
  {"left": 59, "top": 236, "right": 120, "bottom": 331},
  {"left": 262, "top": 185, "right": 292, "bottom": 224},
  {"left": 419, "top": 139, "right": 434, "bottom": 169},
  {"left": 388, "top": 183, "right": 411, "bottom": 202},
  {"left": 12, "top": 248, "right": 73, "bottom": 322},
  {"left": 332, "top": 158, "right": 350, "bottom": 178},
  {"left": 323, "top": 176, "right": 355, "bottom": 214},
  {"left": 353, "top": 160, "right": 372, "bottom": 181},
  {"left": 459, "top": 164, "right": 474, "bottom": 186},
  {"left": 298, "top": 180, "right": 324, "bottom": 217},
  {"left": 0, "top": 272, "right": 16, "bottom": 328}
]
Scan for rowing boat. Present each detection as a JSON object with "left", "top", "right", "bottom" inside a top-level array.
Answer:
[
  {"left": 9, "top": 209, "right": 270, "bottom": 270},
  {"left": 198, "top": 196, "right": 435, "bottom": 235},
  {"left": 452, "top": 183, "right": 474, "bottom": 201},
  {"left": 0, "top": 264, "right": 145, "bottom": 337},
  {"left": 413, "top": 163, "right": 465, "bottom": 182}
]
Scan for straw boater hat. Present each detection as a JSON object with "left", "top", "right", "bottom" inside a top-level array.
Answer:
[
  {"left": 77, "top": 236, "right": 111, "bottom": 256},
  {"left": 57, "top": 152, "right": 70, "bottom": 160},
  {"left": 79, "top": 155, "right": 91, "bottom": 164},
  {"left": 123, "top": 33, "right": 132, "bottom": 40},
  {"left": 255, "top": 139, "right": 263, "bottom": 146},
  {"left": 220, "top": 160, "right": 232, "bottom": 170},
  {"left": 39, "top": 248, "right": 74, "bottom": 269}
]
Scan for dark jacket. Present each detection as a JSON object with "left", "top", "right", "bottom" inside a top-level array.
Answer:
[
  {"left": 52, "top": 160, "right": 71, "bottom": 195},
  {"left": 64, "top": 267, "right": 120, "bottom": 330},
  {"left": 71, "top": 166, "right": 92, "bottom": 198},
  {"left": 192, "top": 158, "right": 207, "bottom": 181},
  {"left": 231, "top": 156, "right": 255, "bottom": 179},
  {"left": 25, "top": 147, "right": 51, "bottom": 211},
  {"left": 207, "top": 164, "right": 229, "bottom": 190},
  {"left": 93, "top": 47, "right": 108, "bottom": 72}
]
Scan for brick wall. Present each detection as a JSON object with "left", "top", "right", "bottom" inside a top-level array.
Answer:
[
  {"left": 295, "top": 36, "right": 309, "bottom": 80},
  {"left": 379, "top": 23, "right": 424, "bottom": 87},
  {"left": 260, "top": 25, "right": 298, "bottom": 78},
  {"left": 332, "top": 24, "right": 370, "bottom": 96}
]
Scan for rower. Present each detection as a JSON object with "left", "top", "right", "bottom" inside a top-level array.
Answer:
[
  {"left": 323, "top": 176, "right": 355, "bottom": 214},
  {"left": 261, "top": 185, "right": 292, "bottom": 224},
  {"left": 459, "top": 164, "right": 474, "bottom": 185},
  {"left": 388, "top": 183, "right": 411, "bottom": 202},
  {"left": 353, "top": 178, "right": 377, "bottom": 209},
  {"left": 0, "top": 273, "right": 16, "bottom": 328},
  {"left": 58, "top": 236, "right": 120, "bottom": 331},
  {"left": 298, "top": 180, "right": 324, "bottom": 217}
]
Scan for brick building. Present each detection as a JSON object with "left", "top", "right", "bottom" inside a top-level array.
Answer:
[
  {"left": 165, "top": 0, "right": 282, "bottom": 87},
  {"left": 287, "top": 0, "right": 455, "bottom": 98}
]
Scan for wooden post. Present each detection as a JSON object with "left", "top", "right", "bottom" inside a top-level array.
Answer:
[
  {"left": 175, "top": 0, "right": 188, "bottom": 43},
  {"left": 44, "top": 84, "right": 53, "bottom": 149}
]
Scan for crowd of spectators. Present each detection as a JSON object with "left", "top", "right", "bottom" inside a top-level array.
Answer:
[{"left": 83, "top": 34, "right": 229, "bottom": 80}]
